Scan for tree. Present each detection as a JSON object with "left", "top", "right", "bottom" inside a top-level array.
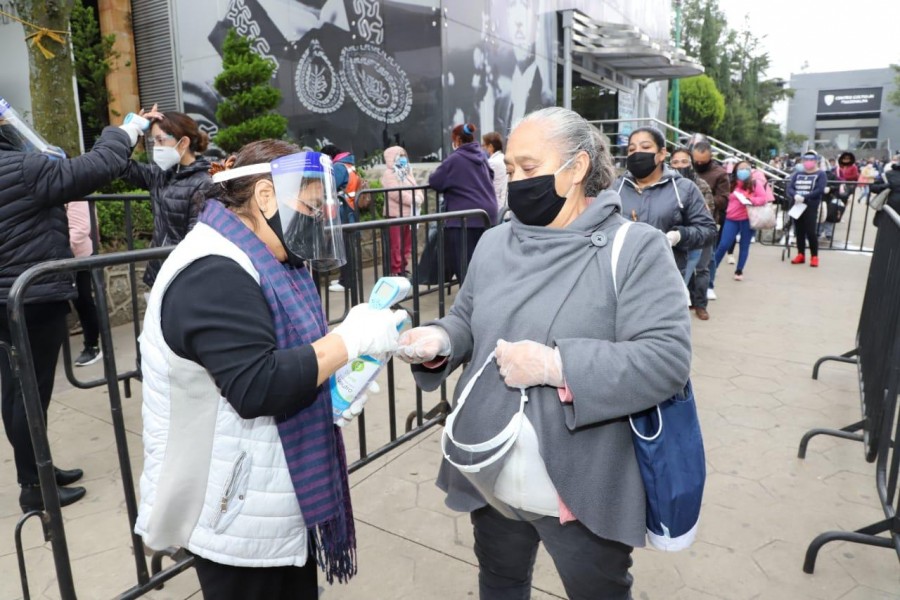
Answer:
[
  {"left": 13, "top": 0, "right": 81, "bottom": 157},
  {"left": 71, "top": 0, "right": 119, "bottom": 146},
  {"left": 889, "top": 64, "right": 900, "bottom": 109},
  {"left": 783, "top": 130, "right": 808, "bottom": 154},
  {"left": 675, "top": 0, "right": 789, "bottom": 158},
  {"left": 677, "top": 75, "right": 725, "bottom": 133},
  {"left": 213, "top": 29, "right": 287, "bottom": 153}
]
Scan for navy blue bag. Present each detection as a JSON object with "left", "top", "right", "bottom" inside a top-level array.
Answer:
[
  {"left": 610, "top": 222, "right": 706, "bottom": 551},
  {"left": 629, "top": 381, "right": 705, "bottom": 550}
]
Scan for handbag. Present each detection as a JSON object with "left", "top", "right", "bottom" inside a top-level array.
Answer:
[
  {"left": 611, "top": 221, "right": 706, "bottom": 551},
  {"left": 746, "top": 203, "right": 776, "bottom": 230}
]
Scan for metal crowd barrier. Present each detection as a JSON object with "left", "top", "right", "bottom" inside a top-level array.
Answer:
[
  {"left": 7, "top": 208, "right": 490, "bottom": 599},
  {"left": 755, "top": 178, "right": 877, "bottom": 256},
  {"left": 797, "top": 204, "right": 900, "bottom": 573},
  {"left": 64, "top": 194, "right": 152, "bottom": 398}
]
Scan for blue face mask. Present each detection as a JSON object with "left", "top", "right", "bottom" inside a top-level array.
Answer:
[
  {"left": 736, "top": 168, "right": 751, "bottom": 181},
  {"left": 395, "top": 156, "right": 408, "bottom": 169}
]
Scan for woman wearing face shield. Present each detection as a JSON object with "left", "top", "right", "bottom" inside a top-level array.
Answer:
[
  {"left": 120, "top": 105, "right": 212, "bottom": 287},
  {"left": 396, "top": 108, "right": 692, "bottom": 599},
  {"left": 136, "top": 140, "right": 406, "bottom": 599}
]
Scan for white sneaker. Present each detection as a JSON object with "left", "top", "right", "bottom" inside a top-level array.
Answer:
[
  {"left": 707, "top": 288, "right": 718, "bottom": 301},
  {"left": 328, "top": 282, "right": 345, "bottom": 293},
  {"left": 727, "top": 255, "right": 736, "bottom": 265}
]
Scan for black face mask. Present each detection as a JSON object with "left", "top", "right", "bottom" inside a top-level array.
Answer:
[
  {"left": 265, "top": 211, "right": 310, "bottom": 268},
  {"left": 693, "top": 160, "right": 711, "bottom": 173},
  {"left": 626, "top": 152, "right": 659, "bottom": 179},
  {"left": 507, "top": 174, "right": 568, "bottom": 226},
  {"left": 676, "top": 166, "right": 695, "bottom": 181}
]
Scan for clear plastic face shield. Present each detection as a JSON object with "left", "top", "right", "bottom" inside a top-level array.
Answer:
[
  {"left": 441, "top": 353, "right": 560, "bottom": 522},
  {"left": 270, "top": 152, "right": 345, "bottom": 271},
  {"left": 0, "top": 97, "right": 66, "bottom": 159}
]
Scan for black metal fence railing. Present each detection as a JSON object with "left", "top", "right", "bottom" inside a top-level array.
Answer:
[
  {"left": 7, "top": 208, "right": 490, "bottom": 599},
  {"left": 756, "top": 178, "right": 877, "bottom": 256},
  {"left": 796, "top": 204, "right": 900, "bottom": 574}
]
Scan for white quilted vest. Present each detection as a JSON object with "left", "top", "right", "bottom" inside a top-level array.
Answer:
[{"left": 135, "top": 223, "right": 309, "bottom": 567}]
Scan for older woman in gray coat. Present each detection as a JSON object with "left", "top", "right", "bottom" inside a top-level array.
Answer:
[{"left": 397, "top": 107, "right": 692, "bottom": 599}]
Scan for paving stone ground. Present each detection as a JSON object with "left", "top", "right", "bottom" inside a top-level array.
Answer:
[{"left": 1, "top": 241, "right": 899, "bottom": 599}]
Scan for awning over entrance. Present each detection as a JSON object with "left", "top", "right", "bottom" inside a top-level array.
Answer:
[{"left": 559, "top": 9, "right": 704, "bottom": 109}]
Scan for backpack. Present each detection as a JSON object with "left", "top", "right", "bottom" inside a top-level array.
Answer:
[
  {"left": 343, "top": 166, "right": 371, "bottom": 211},
  {"left": 825, "top": 198, "right": 846, "bottom": 223}
]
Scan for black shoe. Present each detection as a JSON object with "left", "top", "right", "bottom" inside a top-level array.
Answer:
[
  {"left": 74, "top": 345, "right": 102, "bottom": 367},
  {"left": 19, "top": 484, "right": 86, "bottom": 513},
  {"left": 55, "top": 467, "right": 84, "bottom": 486}
]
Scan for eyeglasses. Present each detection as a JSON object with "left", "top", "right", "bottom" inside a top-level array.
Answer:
[{"left": 149, "top": 134, "right": 174, "bottom": 145}]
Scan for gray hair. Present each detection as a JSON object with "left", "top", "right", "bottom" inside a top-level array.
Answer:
[{"left": 515, "top": 107, "right": 616, "bottom": 197}]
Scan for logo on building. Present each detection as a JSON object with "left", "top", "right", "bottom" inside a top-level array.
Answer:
[{"left": 824, "top": 94, "right": 834, "bottom": 106}]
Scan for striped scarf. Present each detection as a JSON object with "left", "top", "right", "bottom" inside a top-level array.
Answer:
[{"left": 200, "top": 200, "right": 356, "bottom": 583}]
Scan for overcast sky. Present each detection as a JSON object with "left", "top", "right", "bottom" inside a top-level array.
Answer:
[
  {"left": 711, "top": 0, "right": 900, "bottom": 126},
  {"left": 714, "top": 0, "right": 899, "bottom": 80}
]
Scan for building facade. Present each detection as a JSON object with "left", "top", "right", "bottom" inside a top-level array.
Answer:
[
  {"left": 786, "top": 68, "right": 898, "bottom": 159},
  {"left": 2, "top": 0, "right": 691, "bottom": 161}
]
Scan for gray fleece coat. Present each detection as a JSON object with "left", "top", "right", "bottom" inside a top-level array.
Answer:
[
  {"left": 614, "top": 168, "right": 717, "bottom": 272},
  {"left": 412, "top": 191, "right": 692, "bottom": 547}
]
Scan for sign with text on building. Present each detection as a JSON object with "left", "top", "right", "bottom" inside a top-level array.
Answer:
[{"left": 816, "top": 87, "right": 882, "bottom": 115}]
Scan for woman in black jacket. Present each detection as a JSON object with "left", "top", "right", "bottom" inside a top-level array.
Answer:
[
  {"left": 122, "top": 108, "right": 212, "bottom": 286},
  {"left": 0, "top": 105, "right": 143, "bottom": 512}
]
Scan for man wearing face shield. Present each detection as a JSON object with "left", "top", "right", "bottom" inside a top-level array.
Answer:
[
  {"left": 0, "top": 97, "right": 146, "bottom": 512},
  {"left": 136, "top": 141, "right": 406, "bottom": 597}
]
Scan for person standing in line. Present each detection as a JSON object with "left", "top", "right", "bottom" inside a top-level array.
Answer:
[
  {"left": 122, "top": 106, "right": 212, "bottom": 288},
  {"left": 712, "top": 160, "right": 770, "bottom": 282},
  {"left": 670, "top": 148, "right": 715, "bottom": 320},
  {"left": 397, "top": 107, "right": 692, "bottom": 599},
  {"left": 482, "top": 131, "right": 508, "bottom": 213},
  {"left": 787, "top": 150, "right": 827, "bottom": 267},
  {"left": 613, "top": 127, "right": 716, "bottom": 279},
  {"left": 0, "top": 100, "right": 147, "bottom": 512},
  {"left": 321, "top": 144, "right": 359, "bottom": 293},
  {"left": 428, "top": 123, "right": 497, "bottom": 285},
  {"left": 690, "top": 140, "right": 730, "bottom": 301},
  {"left": 380, "top": 146, "right": 423, "bottom": 277},
  {"left": 66, "top": 201, "right": 103, "bottom": 366}
]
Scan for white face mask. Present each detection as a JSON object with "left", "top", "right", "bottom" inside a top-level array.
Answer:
[{"left": 153, "top": 143, "right": 183, "bottom": 170}]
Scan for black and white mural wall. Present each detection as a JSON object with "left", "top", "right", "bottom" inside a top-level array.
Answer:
[
  {"left": 177, "top": 0, "right": 442, "bottom": 160},
  {"left": 176, "top": 0, "right": 670, "bottom": 161},
  {"left": 441, "top": 0, "right": 557, "bottom": 151}
]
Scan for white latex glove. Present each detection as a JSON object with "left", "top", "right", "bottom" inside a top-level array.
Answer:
[
  {"left": 335, "top": 393, "right": 368, "bottom": 428},
  {"left": 794, "top": 194, "right": 805, "bottom": 204},
  {"left": 824, "top": 186, "right": 831, "bottom": 194},
  {"left": 333, "top": 304, "right": 408, "bottom": 360},
  {"left": 665, "top": 230, "right": 682, "bottom": 247},
  {"left": 396, "top": 326, "right": 451, "bottom": 364},
  {"left": 118, "top": 113, "right": 150, "bottom": 146},
  {"left": 495, "top": 339, "right": 564, "bottom": 389}
]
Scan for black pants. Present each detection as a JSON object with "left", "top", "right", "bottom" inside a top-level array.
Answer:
[
  {"left": 793, "top": 201, "right": 820, "bottom": 257},
  {"left": 193, "top": 553, "right": 318, "bottom": 600},
  {"left": 0, "top": 302, "right": 69, "bottom": 486},
  {"left": 73, "top": 270, "right": 99, "bottom": 347},
  {"left": 445, "top": 228, "right": 485, "bottom": 286},
  {"left": 471, "top": 506, "right": 634, "bottom": 600}
]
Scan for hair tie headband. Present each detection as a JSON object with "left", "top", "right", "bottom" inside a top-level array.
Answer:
[
  {"left": 463, "top": 124, "right": 473, "bottom": 135},
  {"left": 208, "top": 155, "right": 237, "bottom": 179}
]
